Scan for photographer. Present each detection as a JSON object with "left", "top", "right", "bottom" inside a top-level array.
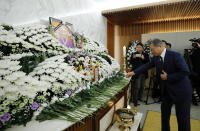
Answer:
[
  {"left": 190, "top": 40, "right": 200, "bottom": 98},
  {"left": 191, "top": 41, "right": 200, "bottom": 75},
  {"left": 130, "top": 43, "right": 149, "bottom": 108}
]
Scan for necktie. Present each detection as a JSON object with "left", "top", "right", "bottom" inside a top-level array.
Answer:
[{"left": 159, "top": 56, "right": 164, "bottom": 70}]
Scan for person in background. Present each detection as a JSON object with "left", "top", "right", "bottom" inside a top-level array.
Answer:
[
  {"left": 162, "top": 40, "right": 172, "bottom": 49},
  {"left": 130, "top": 42, "right": 149, "bottom": 113},
  {"left": 126, "top": 38, "right": 192, "bottom": 131},
  {"left": 166, "top": 43, "right": 172, "bottom": 49},
  {"left": 162, "top": 40, "right": 168, "bottom": 48},
  {"left": 190, "top": 41, "right": 200, "bottom": 99}
]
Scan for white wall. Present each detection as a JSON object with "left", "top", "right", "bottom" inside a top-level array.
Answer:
[
  {"left": 142, "top": 31, "right": 200, "bottom": 54},
  {"left": 0, "top": 0, "right": 171, "bottom": 48},
  {"left": 0, "top": 0, "right": 107, "bottom": 47}
]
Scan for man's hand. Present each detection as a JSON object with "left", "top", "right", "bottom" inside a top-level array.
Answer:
[
  {"left": 160, "top": 70, "right": 167, "bottom": 80},
  {"left": 141, "top": 55, "right": 144, "bottom": 59},
  {"left": 126, "top": 72, "right": 135, "bottom": 78},
  {"left": 133, "top": 54, "right": 136, "bottom": 59},
  {"left": 197, "top": 43, "right": 200, "bottom": 48}
]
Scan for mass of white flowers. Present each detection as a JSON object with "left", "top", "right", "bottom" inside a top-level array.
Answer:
[
  {"left": 0, "top": 24, "right": 121, "bottom": 128},
  {"left": 82, "top": 40, "right": 107, "bottom": 55},
  {"left": 0, "top": 24, "right": 107, "bottom": 57}
]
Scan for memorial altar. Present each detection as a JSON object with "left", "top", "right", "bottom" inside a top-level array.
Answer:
[{"left": 0, "top": 22, "right": 131, "bottom": 131}]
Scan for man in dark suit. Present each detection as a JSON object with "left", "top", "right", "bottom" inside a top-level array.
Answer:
[{"left": 126, "top": 38, "right": 192, "bottom": 131}]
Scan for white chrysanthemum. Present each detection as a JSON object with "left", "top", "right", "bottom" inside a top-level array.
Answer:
[
  {"left": 29, "top": 71, "right": 36, "bottom": 76},
  {"left": 0, "top": 88, "right": 4, "bottom": 96},
  {"left": 4, "top": 54, "right": 21, "bottom": 60},
  {"left": 36, "top": 69, "right": 46, "bottom": 75},
  {"left": 5, "top": 91, "right": 19, "bottom": 101},
  {"left": 14, "top": 79, "right": 25, "bottom": 86},
  {"left": 39, "top": 81, "right": 51, "bottom": 89},
  {"left": 45, "top": 68, "right": 54, "bottom": 74},
  {"left": 51, "top": 72, "right": 60, "bottom": 78},
  {"left": 12, "top": 71, "right": 26, "bottom": 78},
  {"left": 59, "top": 63, "right": 69, "bottom": 70},
  {"left": 41, "top": 63, "right": 53, "bottom": 69},
  {"left": 8, "top": 65, "right": 21, "bottom": 71},
  {"left": 56, "top": 58, "right": 65, "bottom": 63},
  {"left": 0, "top": 69, "right": 11, "bottom": 76},
  {"left": 54, "top": 68, "right": 62, "bottom": 74},
  {"left": 19, "top": 35, "right": 27, "bottom": 40},
  {"left": 52, "top": 82, "right": 63, "bottom": 88},
  {"left": 22, "top": 76, "right": 34, "bottom": 83},
  {"left": 40, "top": 75, "right": 56, "bottom": 82},
  {"left": 51, "top": 96, "right": 58, "bottom": 104},
  {"left": 4, "top": 74, "right": 18, "bottom": 81},
  {"left": 29, "top": 78, "right": 40, "bottom": 86},
  {"left": 0, "top": 60, "right": 11, "bottom": 69},
  {"left": 19, "top": 88, "right": 36, "bottom": 99},
  {"left": 4, "top": 84, "right": 19, "bottom": 93},
  {"left": 79, "top": 57, "right": 85, "bottom": 61}
]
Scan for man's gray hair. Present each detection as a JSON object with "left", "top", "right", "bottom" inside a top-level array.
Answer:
[{"left": 150, "top": 38, "right": 164, "bottom": 47}]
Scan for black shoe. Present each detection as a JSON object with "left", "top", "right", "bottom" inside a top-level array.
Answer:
[
  {"left": 138, "top": 98, "right": 144, "bottom": 102},
  {"left": 131, "top": 102, "right": 140, "bottom": 106}
]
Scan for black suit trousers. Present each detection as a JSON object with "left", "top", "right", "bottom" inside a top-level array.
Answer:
[{"left": 161, "top": 97, "right": 191, "bottom": 131}]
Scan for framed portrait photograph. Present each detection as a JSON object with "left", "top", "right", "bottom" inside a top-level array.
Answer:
[
  {"left": 49, "top": 17, "right": 62, "bottom": 32},
  {"left": 54, "top": 24, "right": 75, "bottom": 48},
  {"left": 65, "top": 21, "right": 74, "bottom": 34}
]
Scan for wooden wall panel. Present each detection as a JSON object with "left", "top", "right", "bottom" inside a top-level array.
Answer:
[
  {"left": 102, "top": 0, "right": 200, "bottom": 24},
  {"left": 107, "top": 21, "right": 114, "bottom": 57},
  {"left": 109, "top": 18, "right": 200, "bottom": 70}
]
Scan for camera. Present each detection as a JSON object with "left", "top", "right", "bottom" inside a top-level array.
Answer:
[
  {"left": 189, "top": 38, "right": 200, "bottom": 48},
  {"left": 136, "top": 54, "right": 141, "bottom": 57}
]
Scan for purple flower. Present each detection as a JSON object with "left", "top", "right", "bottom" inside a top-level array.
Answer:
[
  {"left": 0, "top": 113, "right": 11, "bottom": 122},
  {"left": 59, "top": 38, "right": 74, "bottom": 48},
  {"left": 66, "top": 90, "right": 72, "bottom": 96},
  {"left": 71, "top": 54, "right": 75, "bottom": 58},
  {"left": 66, "top": 40, "right": 74, "bottom": 48},
  {"left": 79, "top": 86, "right": 83, "bottom": 89},
  {"left": 31, "top": 102, "right": 39, "bottom": 110},
  {"left": 66, "top": 55, "right": 71, "bottom": 60},
  {"left": 59, "top": 38, "right": 65, "bottom": 45}
]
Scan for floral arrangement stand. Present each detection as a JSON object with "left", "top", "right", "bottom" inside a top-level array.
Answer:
[
  {"left": 6, "top": 77, "right": 129, "bottom": 131},
  {"left": 0, "top": 24, "right": 123, "bottom": 131}
]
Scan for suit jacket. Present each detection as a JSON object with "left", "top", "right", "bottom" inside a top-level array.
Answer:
[
  {"left": 134, "top": 49, "right": 192, "bottom": 103},
  {"left": 130, "top": 51, "right": 149, "bottom": 79}
]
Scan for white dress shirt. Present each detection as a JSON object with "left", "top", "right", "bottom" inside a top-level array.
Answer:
[{"left": 160, "top": 48, "right": 166, "bottom": 62}]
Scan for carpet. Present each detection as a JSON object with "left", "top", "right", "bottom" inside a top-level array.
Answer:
[{"left": 142, "top": 110, "right": 200, "bottom": 131}]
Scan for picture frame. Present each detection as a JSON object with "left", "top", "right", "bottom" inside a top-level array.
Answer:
[
  {"left": 54, "top": 24, "right": 75, "bottom": 48},
  {"left": 65, "top": 21, "right": 74, "bottom": 34},
  {"left": 49, "top": 17, "right": 63, "bottom": 32},
  {"left": 49, "top": 17, "right": 75, "bottom": 48}
]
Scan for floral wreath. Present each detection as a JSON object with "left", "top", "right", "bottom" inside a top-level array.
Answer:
[
  {"left": 143, "top": 40, "right": 153, "bottom": 57},
  {"left": 126, "top": 40, "right": 139, "bottom": 68}
]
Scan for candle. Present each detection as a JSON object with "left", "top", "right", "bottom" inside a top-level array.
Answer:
[
  {"left": 123, "top": 46, "right": 126, "bottom": 57},
  {"left": 127, "top": 105, "right": 131, "bottom": 109}
]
